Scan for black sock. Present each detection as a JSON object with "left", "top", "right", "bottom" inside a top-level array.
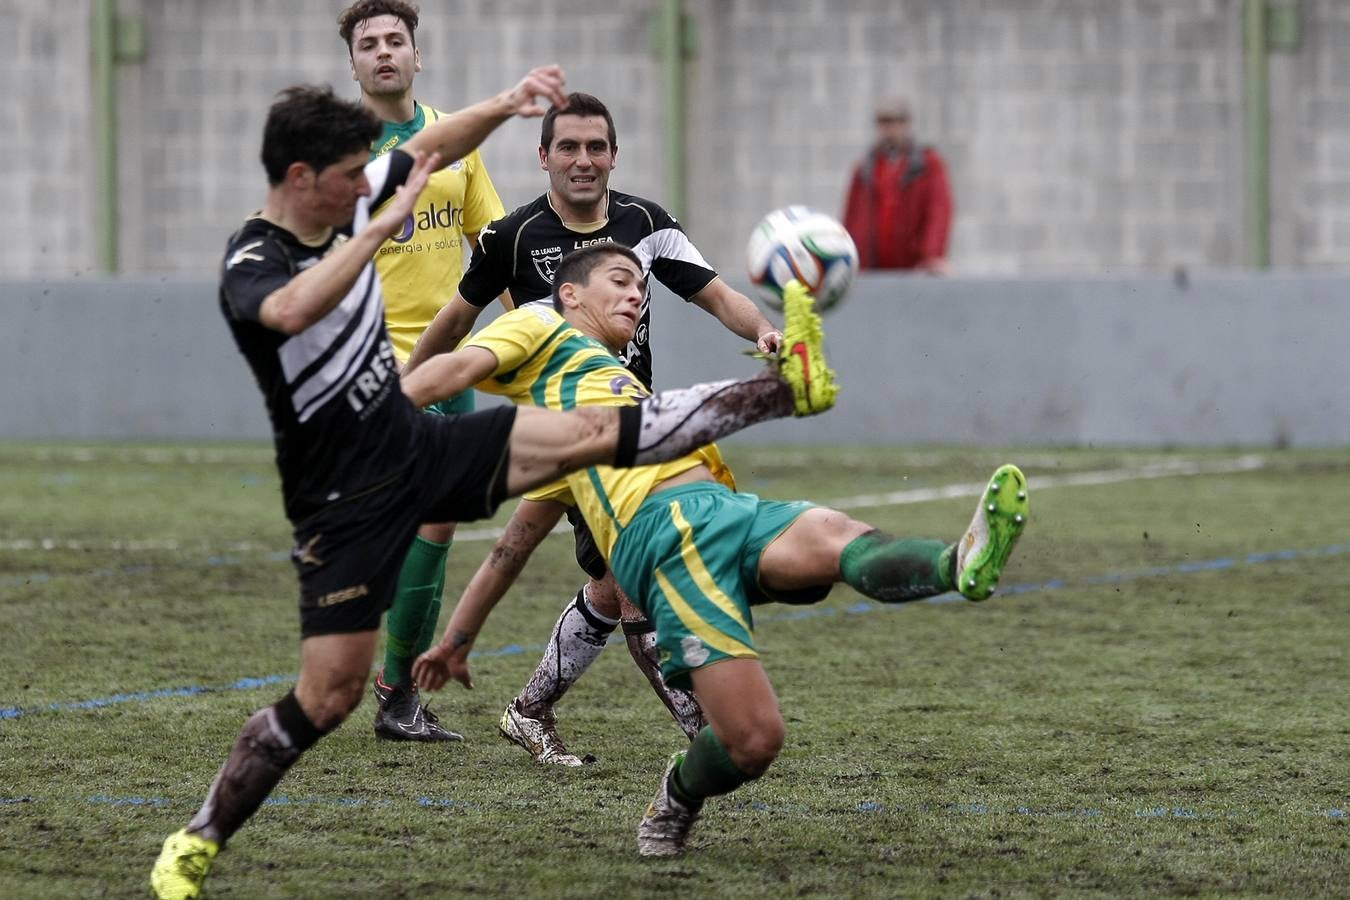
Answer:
[{"left": 186, "top": 690, "right": 327, "bottom": 847}]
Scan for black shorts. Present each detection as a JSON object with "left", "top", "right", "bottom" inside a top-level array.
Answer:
[
  {"left": 290, "top": 406, "right": 517, "bottom": 637},
  {"left": 566, "top": 506, "right": 608, "bottom": 581}
]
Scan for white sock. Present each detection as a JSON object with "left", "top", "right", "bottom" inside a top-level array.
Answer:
[{"left": 518, "top": 588, "right": 617, "bottom": 711}]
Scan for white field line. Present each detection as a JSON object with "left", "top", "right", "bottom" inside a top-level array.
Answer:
[
  {"left": 7, "top": 447, "right": 275, "bottom": 465},
  {"left": 829, "top": 454, "right": 1267, "bottom": 510},
  {"left": 0, "top": 538, "right": 279, "bottom": 552},
  {"left": 0, "top": 455, "right": 1267, "bottom": 553}
]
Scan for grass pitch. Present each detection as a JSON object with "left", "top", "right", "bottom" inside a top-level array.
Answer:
[{"left": 0, "top": 443, "right": 1347, "bottom": 898}]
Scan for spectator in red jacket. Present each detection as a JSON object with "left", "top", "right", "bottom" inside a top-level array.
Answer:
[{"left": 842, "top": 97, "right": 953, "bottom": 275}]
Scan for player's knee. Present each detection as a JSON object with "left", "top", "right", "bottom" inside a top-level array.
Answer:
[
  {"left": 303, "top": 677, "right": 366, "bottom": 730},
  {"left": 586, "top": 576, "right": 621, "bottom": 618},
  {"left": 420, "top": 521, "right": 456, "bottom": 543},
  {"left": 726, "top": 717, "right": 785, "bottom": 777}
]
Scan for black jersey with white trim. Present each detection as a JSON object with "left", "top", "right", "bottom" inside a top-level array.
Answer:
[
  {"left": 219, "top": 150, "right": 422, "bottom": 522},
  {"left": 456, "top": 190, "right": 718, "bottom": 389}
]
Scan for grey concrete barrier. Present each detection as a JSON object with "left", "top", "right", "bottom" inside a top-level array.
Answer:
[{"left": 3, "top": 274, "right": 1347, "bottom": 446}]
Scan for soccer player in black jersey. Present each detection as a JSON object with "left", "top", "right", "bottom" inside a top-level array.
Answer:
[
  {"left": 404, "top": 93, "right": 779, "bottom": 765},
  {"left": 149, "top": 77, "right": 838, "bottom": 900}
]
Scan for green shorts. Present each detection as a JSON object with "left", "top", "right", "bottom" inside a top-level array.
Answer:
[
  {"left": 610, "top": 482, "right": 817, "bottom": 690},
  {"left": 427, "top": 390, "right": 475, "bottom": 416}
]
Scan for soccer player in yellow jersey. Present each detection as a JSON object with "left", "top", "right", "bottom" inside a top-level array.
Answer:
[
  {"left": 338, "top": 0, "right": 510, "bottom": 742},
  {"left": 404, "top": 245, "right": 1030, "bottom": 857},
  {"left": 411, "top": 92, "right": 785, "bottom": 765}
]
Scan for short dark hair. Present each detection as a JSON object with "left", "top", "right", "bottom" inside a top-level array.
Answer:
[
  {"left": 551, "top": 244, "right": 644, "bottom": 309},
  {"left": 337, "top": 0, "right": 419, "bottom": 50},
  {"left": 260, "top": 85, "right": 382, "bottom": 185},
  {"left": 540, "top": 92, "right": 617, "bottom": 152}
]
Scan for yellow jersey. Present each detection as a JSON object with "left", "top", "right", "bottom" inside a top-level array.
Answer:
[
  {"left": 466, "top": 305, "right": 734, "bottom": 560},
  {"left": 370, "top": 103, "right": 506, "bottom": 363}
]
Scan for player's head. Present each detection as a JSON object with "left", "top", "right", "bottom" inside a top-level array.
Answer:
[
  {"left": 552, "top": 245, "right": 645, "bottom": 352},
  {"left": 338, "top": 0, "right": 421, "bottom": 99},
  {"left": 873, "top": 96, "right": 913, "bottom": 151},
  {"left": 539, "top": 93, "right": 618, "bottom": 218},
  {"left": 261, "top": 85, "right": 381, "bottom": 222}
]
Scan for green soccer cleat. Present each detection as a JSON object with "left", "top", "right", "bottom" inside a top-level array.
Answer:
[
  {"left": 955, "top": 464, "right": 1029, "bottom": 601},
  {"left": 150, "top": 828, "right": 219, "bottom": 900},
  {"left": 777, "top": 280, "right": 839, "bottom": 417}
]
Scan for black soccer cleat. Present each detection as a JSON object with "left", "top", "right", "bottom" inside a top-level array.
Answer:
[{"left": 372, "top": 675, "right": 464, "bottom": 743}]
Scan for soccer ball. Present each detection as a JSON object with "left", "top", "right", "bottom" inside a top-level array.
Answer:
[{"left": 746, "top": 206, "right": 859, "bottom": 313}]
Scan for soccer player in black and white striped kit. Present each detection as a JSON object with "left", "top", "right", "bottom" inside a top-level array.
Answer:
[{"left": 149, "top": 73, "right": 836, "bottom": 900}]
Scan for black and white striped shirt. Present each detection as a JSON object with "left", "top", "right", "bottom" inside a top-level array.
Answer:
[
  {"left": 457, "top": 190, "right": 719, "bottom": 390},
  {"left": 219, "top": 151, "right": 421, "bottom": 522}
]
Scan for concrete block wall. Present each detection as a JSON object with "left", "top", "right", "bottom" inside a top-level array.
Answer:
[
  {"left": 0, "top": 6, "right": 96, "bottom": 276},
  {"left": 691, "top": 0, "right": 1248, "bottom": 275},
  {"left": 2, "top": 1, "right": 1347, "bottom": 279}
]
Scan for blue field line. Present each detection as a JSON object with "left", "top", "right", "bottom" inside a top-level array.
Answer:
[
  {"left": 3, "top": 543, "right": 1348, "bottom": 723},
  {"left": 0, "top": 794, "right": 1341, "bottom": 822}
]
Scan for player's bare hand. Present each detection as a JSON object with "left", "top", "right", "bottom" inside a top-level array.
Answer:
[
  {"left": 412, "top": 631, "right": 476, "bottom": 691},
  {"left": 756, "top": 330, "right": 783, "bottom": 354},
  {"left": 500, "top": 64, "right": 567, "bottom": 119},
  {"left": 371, "top": 149, "right": 441, "bottom": 240}
]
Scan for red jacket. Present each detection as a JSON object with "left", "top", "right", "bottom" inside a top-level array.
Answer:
[{"left": 842, "top": 143, "right": 953, "bottom": 270}]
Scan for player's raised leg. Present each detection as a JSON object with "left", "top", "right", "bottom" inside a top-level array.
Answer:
[
  {"left": 756, "top": 465, "right": 1027, "bottom": 605},
  {"left": 502, "top": 290, "right": 835, "bottom": 496}
]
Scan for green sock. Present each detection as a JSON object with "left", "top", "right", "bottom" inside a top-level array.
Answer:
[
  {"left": 670, "top": 727, "right": 756, "bottom": 807},
  {"left": 413, "top": 539, "right": 450, "bottom": 658},
  {"left": 839, "top": 530, "right": 955, "bottom": 603},
  {"left": 382, "top": 536, "right": 449, "bottom": 687}
]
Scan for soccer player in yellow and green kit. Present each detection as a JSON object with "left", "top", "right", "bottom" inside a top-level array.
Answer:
[
  {"left": 338, "top": 0, "right": 509, "bottom": 741},
  {"left": 403, "top": 245, "right": 1029, "bottom": 857}
]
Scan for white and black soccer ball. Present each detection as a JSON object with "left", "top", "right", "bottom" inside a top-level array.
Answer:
[{"left": 746, "top": 205, "right": 859, "bottom": 313}]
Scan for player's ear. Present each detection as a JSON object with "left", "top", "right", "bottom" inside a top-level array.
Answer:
[
  {"left": 610, "top": 144, "right": 617, "bottom": 169},
  {"left": 286, "top": 162, "right": 316, "bottom": 190},
  {"left": 538, "top": 145, "right": 548, "bottom": 170},
  {"left": 557, "top": 282, "right": 580, "bottom": 310},
  {"left": 413, "top": 47, "right": 421, "bottom": 72},
  {"left": 349, "top": 55, "right": 357, "bottom": 82}
]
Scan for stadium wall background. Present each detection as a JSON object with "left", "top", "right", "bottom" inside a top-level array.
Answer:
[
  {"left": 4, "top": 0, "right": 1350, "bottom": 279},
  {"left": 3, "top": 275, "right": 1347, "bottom": 447}
]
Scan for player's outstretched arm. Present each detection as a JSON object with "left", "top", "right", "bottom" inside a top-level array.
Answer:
[
  {"left": 260, "top": 150, "right": 440, "bottom": 334},
  {"left": 691, "top": 277, "right": 783, "bottom": 353},
  {"left": 412, "top": 499, "right": 568, "bottom": 691},
  {"left": 400, "top": 344, "right": 498, "bottom": 408},
  {"left": 404, "top": 65, "right": 567, "bottom": 167}
]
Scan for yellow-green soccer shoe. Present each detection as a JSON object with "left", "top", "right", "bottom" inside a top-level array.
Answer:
[
  {"left": 150, "top": 828, "right": 218, "bottom": 899},
  {"left": 955, "top": 464, "right": 1028, "bottom": 601},
  {"left": 777, "top": 280, "right": 839, "bottom": 416}
]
